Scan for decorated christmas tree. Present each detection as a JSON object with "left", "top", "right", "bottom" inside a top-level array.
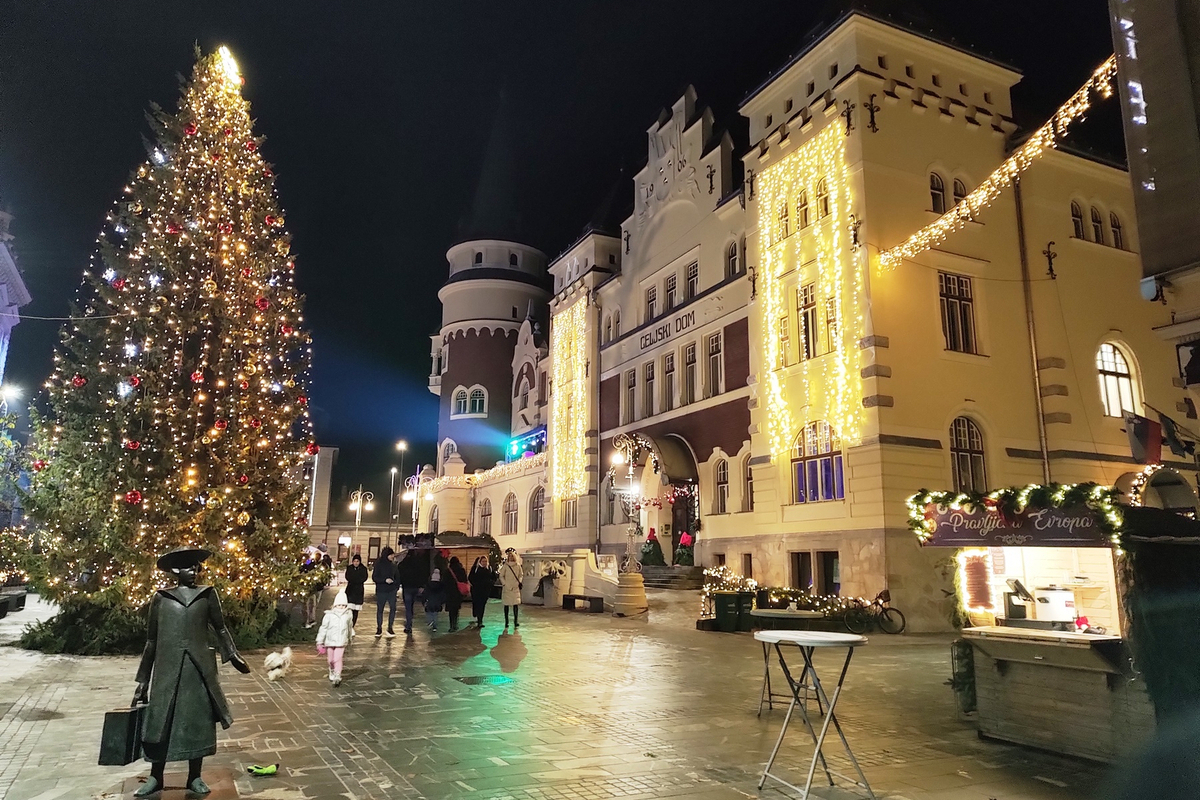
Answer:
[{"left": 22, "top": 47, "right": 316, "bottom": 648}]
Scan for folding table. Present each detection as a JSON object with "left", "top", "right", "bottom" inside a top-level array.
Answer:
[
  {"left": 754, "top": 630, "right": 875, "bottom": 799},
  {"left": 750, "top": 609, "right": 824, "bottom": 715}
]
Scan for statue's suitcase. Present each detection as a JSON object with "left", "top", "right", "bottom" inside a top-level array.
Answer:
[{"left": 98, "top": 705, "right": 144, "bottom": 765}]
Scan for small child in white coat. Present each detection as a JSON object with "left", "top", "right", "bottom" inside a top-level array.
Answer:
[{"left": 316, "top": 591, "right": 355, "bottom": 686}]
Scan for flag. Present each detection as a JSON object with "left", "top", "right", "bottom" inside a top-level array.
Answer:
[
  {"left": 1125, "top": 413, "right": 1162, "bottom": 464},
  {"left": 1157, "top": 412, "right": 1195, "bottom": 458}
]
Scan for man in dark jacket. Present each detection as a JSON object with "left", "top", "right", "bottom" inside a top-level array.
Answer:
[
  {"left": 131, "top": 547, "right": 250, "bottom": 797},
  {"left": 372, "top": 546, "right": 398, "bottom": 638},
  {"left": 396, "top": 545, "right": 431, "bottom": 636}
]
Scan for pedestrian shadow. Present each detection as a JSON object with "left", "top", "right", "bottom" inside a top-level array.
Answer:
[{"left": 489, "top": 632, "right": 528, "bottom": 673}]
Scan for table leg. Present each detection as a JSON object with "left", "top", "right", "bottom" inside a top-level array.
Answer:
[
  {"left": 801, "top": 646, "right": 876, "bottom": 800},
  {"left": 759, "top": 643, "right": 833, "bottom": 792},
  {"left": 759, "top": 640, "right": 773, "bottom": 716}
]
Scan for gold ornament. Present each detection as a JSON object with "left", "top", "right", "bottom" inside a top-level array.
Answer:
[
  {"left": 137, "top": 165, "right": 148, "bottom": 177},
  {"left": 202, "top": 436, "right": 212, "bottom": 444},
  {"left": 202, "top": 278, "right": 218, "bottom": 294},
  {"left": 275, "top": 240, "right": 290, "bottom": 255},
  {"left": 237, "top": 511, "right": 251, "bottom": 525},
  {"left": 208, "top": 494, "right": 222, "bottom": 508},
  {"left": 245, "top": 364, "right": 257, "bottom": 375},
  {"left": 132, "top": 202, "right": 144, "bottom": 214}
]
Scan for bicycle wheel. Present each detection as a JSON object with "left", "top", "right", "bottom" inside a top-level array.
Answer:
[
  {"left": 844, "top": 607, "right": 871, "bottom": 635},
  {"left": 879, "top": 607, "right": 906, "bottom": 634}
]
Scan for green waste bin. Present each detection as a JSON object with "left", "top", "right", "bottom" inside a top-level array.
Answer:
[
  {"left": 713, "top": 591, "right": 740, "bottom": 633},
  {"left": 737, "top": 591, "right": 756, "bottom": 632}
]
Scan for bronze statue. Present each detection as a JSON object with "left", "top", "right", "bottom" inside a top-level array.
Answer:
[{"left": 131, "top": 546, "right": 250, "bottom": 796}]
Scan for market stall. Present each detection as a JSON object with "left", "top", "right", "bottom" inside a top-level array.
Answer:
[{"left": 908, "top": 473, "right": 1198, "bottom": 763}]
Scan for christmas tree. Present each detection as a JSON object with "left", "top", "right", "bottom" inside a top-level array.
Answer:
[{"left": 23, "top": 47, "right": 316, "bottom": 647}]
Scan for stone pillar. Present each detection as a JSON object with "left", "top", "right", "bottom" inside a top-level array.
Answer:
[
  {"left": 568, "top": 549, "right": 589, "bottom": 595},
  {"left": 614, "top": 573, "right": 648, "bottom": 616}
]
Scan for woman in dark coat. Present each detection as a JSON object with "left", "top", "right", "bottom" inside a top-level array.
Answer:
[
  {"left": 468, "top": 555, "right": 495, "bottom": 629},
  {"left": 372, "top": 546, "right": 399, "bottom": 637},
  {"left": 424, "top": 554, "right": 447, "bottom": 632},
  {"left": 445, "top": 555, "right": 469, "bottom": 632},
  {"left": 344, "top": 553, "right": 368, "bottom": 627},
  {"left": 131, "top": 547, "right": 250, "bottom": 797}
]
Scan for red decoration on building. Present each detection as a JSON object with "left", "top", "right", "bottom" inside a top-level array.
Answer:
[
  {"left": 254, "top": 297, "right": 270, "bottom": 311},
  {"left": 214, "top": 419, "right": 228, "bottom": 430},
  {"left": 306, "top": 443, "right": 320, "bottom": 455},
  {"left": 190, "top": 371, "right": 205, "bottom": 383},
  {"left": 125, "top": 440, "right": 141, "bottom": 450},
  {"left": 184, "top": 122, "right": 198, "bottom": 136},
  {"left": 112, "top": 278, "right": 126, "bottom": 290},
  {"left": 125, "top": 490, "right": 143, "bottom": 505},
  {"left": 71, "top": 375, "right": 87, "bottom": 388}
]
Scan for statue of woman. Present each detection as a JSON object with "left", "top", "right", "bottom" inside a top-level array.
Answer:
[{"left": 131, "top": 547, "right": 250, "bottom": 796}]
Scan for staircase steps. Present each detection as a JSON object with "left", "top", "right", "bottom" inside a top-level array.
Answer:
[{"left": 640, "top": 566, "right": 704, "bottom": 591}]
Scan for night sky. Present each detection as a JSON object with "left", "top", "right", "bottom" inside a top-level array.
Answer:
[{"left": 0, "top": 1, "right": 1120, "bottom": 513}]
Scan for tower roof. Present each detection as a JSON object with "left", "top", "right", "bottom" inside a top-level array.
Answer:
[{"left": 456, "top": 91, "right": 533, "bottom": 247}]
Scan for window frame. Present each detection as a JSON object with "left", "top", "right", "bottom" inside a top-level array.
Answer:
[
  {"left": 560, "top": 497, "right": 578, "bottom": 528},
  {"left": 624, "top": 369, "right": 637, "bottom": 423},
  {"left": 952, "top": 178, "right": 967, "bottom": 206},
  {"left": 797, "top": 189, "right": 810, "bottom": 229},
  {"left": 529, "top": 486, "right": 545, "bottom": 532},
  {"left": 429, "top": 505, "right": 439, "bottom": 535},
  {"left": 453, "top": 388, "right": 468, "bottom": 416},
  {"left": 949, "top": 416, "right": 987, "bottom": 494},
  {"left": 1110, "top": 212, "right": 1125, "bottom": 249},
  {"left": 502, "top": 492, "right": 518, "bottom": 535},
  {"left": 816, "top": 178, "right": 830, "bottom": 218},
  {"left": 790, "top": 421, "right": 845, "bottom": 504},
  {"left": 683, "top": 343, "right": 697, "bottom": 405},
  {"left": 799, "top": 283, "right": 819, "bottom": 359},
  {"left": 645, "top": 285, "right": 658, "bottom": 322},
  {"left": 930, "top": 172, "right": 946, "bottom": 214},
  {"left": 1091, "top": 206, "right": 1106, "bottom": 244},
  {"left": 643, "top": 360, "right": 655, "bottom": 418},
  {"left": 715, "top": 458, "right": 729, "bottom": 514},
  {"left": 478, "top": 498, "right": 492, "bottom": 536},
  {"left": 706, "top": 333, "right": 723, "bottom": 398},
  {"left": 777, "top": 315, "right": 791, "bottom": 368},
  {"left": 468, "top": 387, "right": 487, "bottom": 415},
  {"left": 665, "top": 273, "right": 678, "bottom": 311},
  {"left": 1071, "top": 202, "right": 1085, "bottom": 239},
  {"left": 938, "top": 271, "right": 978, "bottom": 355},
  {"left": 1097, "top": 342, "right": 1138, "bottom": 418},
  {"left": 685, "top": 262, "right": 699, "bottom": 299},
  {"left": 726, "top": 241, "right": 740, "bottom": 279},
  {"left": 663, "top": 352, "right": 676, "bottom": 412},
  {"left": 743, "top": 457, "right": 755, "bottom": 512},
  {"left": 779, "top": 201, "right": 791, "bottom": 238}
]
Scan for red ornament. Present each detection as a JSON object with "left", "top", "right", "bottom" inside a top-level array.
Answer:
[
  {"left": 223, "top": 127, "right": 234, "bottom": 137},
  {"left": 165, "top": 222, "right": 181, "bottom": 234},
  {"left": 219, "top": 222, "right": 233, "bottom": 235},
  {"left": 246, "top": 140, "right": 258, "bottom": 152},
  {"left": 125, "top": 440, "right": 141, "bottom": 450},
  {"left": 184, "top": 122, "right": 198, "bottom": 136},
  {"left": 128, "top": 376, "right": 141, "bottom": 387},
  {"left": 71, "top": 375, "right": 87, "bottom": 388},
  {"left": 265, "top": 215, "right": 276, "bottom": 226},
  {"left": 112, "top": 277, "right": 126, "bottom": 290},
  {"left": 238, "top": 474, "right": 249, "bottom": 485},
  {"left": 239, "top": 380, "right": 250, "bottom": 390},
  {"left": 254, "top": 297, "right": 270, "bottom": 311},
  {"left": 214, "top": 419, "right": 228, "bottom": 430},
  {"left": 285, "top": 260, "right": 295, "bottom": 270},
  {"left": 280, "top": 324, "right": 293, "bottom": 335},
  {"left": 241, "top": 267, "right": 253, "bottom": 278},
  {"left": 297, "top": 394, "right": 307, "bottom": 405},
  {"left": 212, "top": 153, "right": 222, "bottom": 162},
  {"left": 31, "top": 459, "right": 46, "bottom": 472},
  {"left": 125, "top": 490, "right": 143, "bottom": 505},
  {"left": 263, "top": 167, "right": 273, "bottom": 178},
  {"left": 249, "top": 418, "right": 262, "bottom": 429},
  {"left": 305, "top": 443, "right": 320, "bottom": 455},
  {"left": 190, "top": 371, "right": 205, "bottom": 383},
  {"left": 295, "top": 516, "right": 308, "bottom": 525}
]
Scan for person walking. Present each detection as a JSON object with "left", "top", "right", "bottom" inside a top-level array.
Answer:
[
  {"left": 343, "top": 554, "right": 368, "bottom": 627},
  {"left": 445, "top": 555, "right": 469, "bottom": 632},
  {"left": 499, "top": 548, "right": 523, "bottom": 629},
  {"left": 372, "top": 547, "right": 399, "bottom": 638},
  {"left": 468, "top": 555, "right": 494, "bottom": 628},
  {"left": 315, "top": 590, "right": 355, "bottom": 686},
  {"left": 396, "top": 545, "right": 430, "bottom": 635},
  {"left": 425, "top": 555, "right": 447, "bottom": 632}
]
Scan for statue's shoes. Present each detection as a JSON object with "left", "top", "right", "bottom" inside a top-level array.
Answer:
[
  {"left": 187, "top": 777, "right": 211, "bottom": 795},
  {"left": 132, "top": 776, "right": 162, "bottom": 797}
]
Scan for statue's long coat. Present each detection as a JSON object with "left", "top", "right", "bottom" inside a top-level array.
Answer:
[{"left": 135, "top": 585, "right": 235, "bottom": 762}]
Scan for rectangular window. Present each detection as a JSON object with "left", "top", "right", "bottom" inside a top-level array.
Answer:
[
  {"left": 645, "top": 286, "right": 657, "bottom": 322},
  {"left": 560, "top": 498, "right": 578, "bottom": 528},
  {"left": 665, "top": 274, "right": 677, "bottom": 311},
  {"left": 715, "top": 553, "right": 726, "bottom": 567},
  {"left": 686, "top": 262, "right": 699, "bottom": 299},
  {"left": 777, "top": 316, "right": 791, "bottom": 368},
  {"left": 939, "top": 272, "right": 977, "bottom": 354},
  {"left": 799, "top": 284, "right": 819, "bottom": 359},
  {"left": 624, "top": 370, "right": 636, "bottom": 423},
  {"left": 539, "top": 371, "right": 547, "bottom": 405},
  {"left": 707, "top": 333, "right": 723, "bottom": 398},
  {"left": 643, "top": 361, "right": 655, "bottom": 418},
  {"left": 824, "top": 297, "right": 839, "bottom": 350},
  {"left": 742, "top": 553, "right": 753, "bottom": 579},
  {"left": 683, "top": 343, "right": 697, "bottom": 405},
  {"left": 663, "top": 352, "right": 676, "bottom": 412}
]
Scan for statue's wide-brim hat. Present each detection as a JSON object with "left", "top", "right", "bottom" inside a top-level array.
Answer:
[{"left": 156, "top": 546, "right": 212, "bottom": 572}]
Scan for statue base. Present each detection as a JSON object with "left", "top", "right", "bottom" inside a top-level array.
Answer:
[{"left": 613, "top": 572, "right": 648, "bottom": 616}]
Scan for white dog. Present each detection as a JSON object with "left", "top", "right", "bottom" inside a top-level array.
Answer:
[{"left": 263, "top": 646, "right": 293, "bottom": 681}]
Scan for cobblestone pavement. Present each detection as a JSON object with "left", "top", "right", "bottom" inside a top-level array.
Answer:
[{"left": 0, "top": 591, "right": 1115, "bottom": 800}]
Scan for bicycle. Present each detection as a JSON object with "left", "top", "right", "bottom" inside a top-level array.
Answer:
[{"left": 844, "top": 589, "right": 906, "bottom": 634}]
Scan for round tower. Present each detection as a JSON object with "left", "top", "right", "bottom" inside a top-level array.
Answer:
[{"left": 431, "top": 239, "right": 548, "bottom": 474}]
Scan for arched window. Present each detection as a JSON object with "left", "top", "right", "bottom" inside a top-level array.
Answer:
[
  {"left": 950, "top": 417, "right": 987, "bottom": 493},
  {"left": 469, "top": 388, "right": 486, "bottom": 414},
  {"left": 441, "top": 439, "right": 457, "bottom": 466},
  {"left": 743, "top": 457, "right": 754, "bottom": 512},
  {"left": 612, "top": 309, "right": 621, "bottom": 338},
  {"left": 726, "top": 241, "right": 740, "bottom": 278},
  {"left": 930, "top": 173, "right": 946, "bottom": 214},
  {"left": 604, "top": 315, "right": 612, "bottom": 344},
  {"left": 428, "top": 505, "right": 439, "bottom": 535},
  {"left": 952, "top": 178, "right": 967, "bottom": 206},
  {"left": 529, "top": 486, "right": 545, "bottom": 532},
  {"left": 796, "top": 189, "right": 810, "bottom": 228},
  {"left": 714, "top": 459, "right": 729, "bottom": 514},
  {"left": 1091, "top": 207, "right": 1105, "bottom": 244},
  {"left": 1110, "top": 213, "right": 1125, "bottom": 249},
  {"left": 1071, "top": 202, "right": 1085, "bottom": 238},
  {"left": 478, "top": 498, "right": 492, "bottom": 536},
  {"left": 474, "top": 251, "right": 483, "bottom": 264},
  {"left": 502, "top": 493, "right": 518, "bottom": 535},
  {"left": 1097, "top": 343, "right": 1137, "bottom": 418},
  {"left": 778, "top": 201, "right": 790, "bottom": 238},
  {"left": 519, "top": 378, "right": 530, "bottom": 410},
  {"left": 453, "top": 389, "right": 468, "bottom": 416},
  {"left": 791, "top": 421, "right": 844, "bottom": 504},
  {"left": 509, "top": 253, "right": 519, "bottom": 266},
  {"left": 817, "top": 178, "right": 830, "bottom": 218}
]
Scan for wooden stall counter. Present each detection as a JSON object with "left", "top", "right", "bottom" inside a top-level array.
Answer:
[{"left": 963, "top": 626, "right": 1155, "bottom": 763}]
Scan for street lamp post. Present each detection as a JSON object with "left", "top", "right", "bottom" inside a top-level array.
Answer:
[
  {"left": 611, "top": 433, "right": 642, "bottom": 575},
  {"left": 0, "top": 385, "right": 20, "bottom": 415},
  {"left": 348, "top": 485, "right": 374, "bottom": 546},
  {"left": 387, "top": 467, "right": 398, "bottom": 539},
  {"left": 393, "top": 440, "right": 407, "bottom": 538}
]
